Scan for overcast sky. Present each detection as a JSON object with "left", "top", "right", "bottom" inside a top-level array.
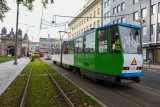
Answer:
[{"left": 0, "top": 0, "right": 86, "bottom": 42}]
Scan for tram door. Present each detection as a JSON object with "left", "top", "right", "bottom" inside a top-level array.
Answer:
[
  {"left": 96, "top": 28, "right": 110, "bottom": 74},
  {"left": 110, "top": 26, "right": 121, "bottom": 53},
  {"left": 109, "top": 26, "right": 123, "bottom": 75}
]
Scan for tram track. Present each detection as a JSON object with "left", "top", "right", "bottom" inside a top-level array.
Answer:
[
  {"left": 19, "top": 59, "right": 74, "bottom": 107},
  {"left": 20, "top": 62, "right": 34, "bottom": 107},
  {"left": 39, "top": 59, "right": 74, "bottom": 107},
  {"left": 46, "top": 60, "right": 160, "bottom": 107},
  {"left": 129, "top": 83, "right": 160, "bottom": 98}
]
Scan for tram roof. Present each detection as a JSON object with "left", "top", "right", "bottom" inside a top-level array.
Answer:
[{"left": 97, "top": 23, "right": 140, "bottom": 30}]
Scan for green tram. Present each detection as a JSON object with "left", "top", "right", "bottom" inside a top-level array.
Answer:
[{"left": 52, "top": 23, "right": 144, "bottom": 83}]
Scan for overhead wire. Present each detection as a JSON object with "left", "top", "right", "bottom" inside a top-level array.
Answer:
[{"left": 53, "top": 12, "right": 134, "bottom": 19}]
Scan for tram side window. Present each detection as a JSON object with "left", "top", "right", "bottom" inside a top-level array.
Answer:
[
  {"left": 63, "top": 42, "right": 69, "bottom": 54},
  {"left": 110, "top": 26, "right": 121, "bottom": 53},
  {"left": 75, "top": 37, "right": 83, "bottom": 54},
  {"left": 84, "top": 32, "right": 95, "bottom": 53},
  {"left": 54, "top": 45, "right": 60, "bottom": 54},
  {"left": 98, "top": 29, "right": 108, "bottom": 53},
  {"left": 69, "top": 40, "right": 74, "bottom": 54}
]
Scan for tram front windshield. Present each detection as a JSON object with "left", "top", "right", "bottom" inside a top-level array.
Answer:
[{"left": 119, "top": 26, "right": 141, "bottom": 54}]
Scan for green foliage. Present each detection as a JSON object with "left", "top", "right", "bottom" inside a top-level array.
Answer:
[
  {"left": 0, "top": 0, "right": 54, "bottom": 21},
  {"left": 0, "top": 0, "right": 10, "bottom": 21}
]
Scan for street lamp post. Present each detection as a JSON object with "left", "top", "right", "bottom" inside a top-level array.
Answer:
[
  {"left": 59, "top": 31, "right": 67, "bottom": 66},
  {"left": 25, "top": 26, "right": 34, "bottom": 58},
  {"left": 13, "top": 3, "right": 19, "bottom": 65},
  {"left": 32, "top": 37, "right": 33, "bottom": 53}
]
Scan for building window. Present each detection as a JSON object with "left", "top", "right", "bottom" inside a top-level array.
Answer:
[
  {"left": 90, "top": 14, "right": 92, "bottom": 19},
  {"left": 133, "top": 0, "right": 138, "bottom": 4},
  {"left": 151, "top": 24, "right": 155, "bottom": 35},
  {"left": 90, "top": 24, "right": 92, "bottom": 29},
  {"left": 107, "top": 11, "right": 110, "bottom": 18},
  {"left": 98, "top": 8, "right": 100, "bottom": 15},
  {"left": 117, "top": 5, "right": 121, "bottom": 13},
  {"left": 97, "top": 20, "right": 100, "bottom": 27},
  {"left": 104, "top": 1, "right": 107, "bottom": 8},
  {"left": 104, "top": 13, "right": 107, "bottom": 19},
  {"left": 113, "top": 7, "right": 116, "bottom": 15},
  {"left": 142, "top": 26, "right": 147, "bottom": 36},
  {"left": 82, "top": 20, "right": 83, "bottom": 25},
  {"left": 121, "top": 17, "right": 125, "bottom": 23},
  {"left": 121, "top": 2, "right": 125, "bottom": 11},
  {"left": 151, "top": 4, "right": 156, "bottom": 15},
  {"left": 133, "top": 11, "right": 139, "bottom": 20},
  {"left": 141, "top": 8, "right": 147, "bottom": 18},
  {"left": 158, "top": 2, "right": 160, "bottom": 13},
  {"left": 107, "top": 0, "right": 110, "bottom": 6},
  {"left": 87, "top": 16, "right": 89, "bottom": 21},
  {"left": 93, "top": 22, "right": 96, "bottom": 28},
  {"left": 94, "top": 11, "right": 96, "bottom": 17}
]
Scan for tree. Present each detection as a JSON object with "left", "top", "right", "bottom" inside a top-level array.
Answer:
[
  {"left": 0, "top": 0, "right": 10, "bottom": 21},
  {"left": 0, "top": 0, "right": 54, "bottom": 21}
]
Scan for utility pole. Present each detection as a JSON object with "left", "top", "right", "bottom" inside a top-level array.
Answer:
[
  {"left": 32, "top": 37, "right": 33, "bottom": 53},
  {"left": 25, "top": 26, "right": 34, "bottom": 58},
  {"left": 13, "top": 3, "right": 19, "bottom": 65},
  {"left": 59, "top": 31, "right": 67, "bottom": 66}
]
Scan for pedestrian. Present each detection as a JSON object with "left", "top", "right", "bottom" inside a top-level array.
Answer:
[{"left": 113, "top": 35, "right": 121, "bottom": 53}]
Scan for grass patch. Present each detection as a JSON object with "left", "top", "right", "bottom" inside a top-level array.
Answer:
[
  {"left": 31, "top": 59, "right": 46, "bottom": 74},
  {"left": 42, "top": 60, "right": 102, "bottom": 107},
  {"left": 21, "top": 61, "right": 33, "bottom": 75},
  {"left": 0, "top": 59, "right": 67, "bottom": 107},
  {"left": 0, "top": 56, "right": 14, "bottom": 63},
  {"left": 0, "top": 76, "right": 27, "bottom": 107},
  {"left": 25, "top": 76, "right": 66, "bottom": 107},
  {"left": 0, "top": 59, "right": 102, "bottom": 107}
]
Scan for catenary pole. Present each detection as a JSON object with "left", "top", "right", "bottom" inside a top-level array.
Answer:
[{"left": 13, "top": 3, "right": 19, "bottom": 65}]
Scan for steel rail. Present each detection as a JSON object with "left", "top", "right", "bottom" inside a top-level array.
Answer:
[
  {"left": 39, "top": 59, "right": 74, "bottom": 107},
  {"left": 20, "top": 61, "right": 34, "bottom": 107}
]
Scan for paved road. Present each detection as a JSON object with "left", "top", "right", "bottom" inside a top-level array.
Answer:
[
  {"left": 140, "top": 68, "right": 160, "bottom": 90},
  {"left": 45, "top": 59, "right": 160, "bottom": 107}
]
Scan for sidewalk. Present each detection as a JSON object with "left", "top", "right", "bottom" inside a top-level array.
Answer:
[
  {"left": 143, "top": 62, "right": 160, "bottom": 69},
  {"left": 0, "top": 58, "right": 30, "bottom": 96}
]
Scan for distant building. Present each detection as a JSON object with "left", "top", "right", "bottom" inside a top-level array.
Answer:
[
  {"left": 39, "top": 37, "right": 57, "bottom": 54},
  {"left": 68, "top": 0, "right": 102, "bottom": 40},
  {"left": 0, "top": 27, "right": 22, "bottom": 56}
]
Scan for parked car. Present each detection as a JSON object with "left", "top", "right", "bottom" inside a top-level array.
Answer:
[{"left": 44, "top": 54, "right": 51, "bottom": 60}]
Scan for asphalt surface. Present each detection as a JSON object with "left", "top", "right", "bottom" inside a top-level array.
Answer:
[
  {"left": 140, "top": 68, "right": 160, "bottom": 90},
  {"left": 44, "top": 59, "right": 160, "bottom": 107}
]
